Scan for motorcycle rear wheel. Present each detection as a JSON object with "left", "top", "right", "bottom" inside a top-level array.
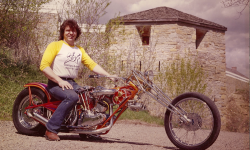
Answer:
[
  {"left": 12, "top": 87, "right": 47, "bottom": 136},
  {"left": 164, "top": 92, "right": 221, "bottom": 150}
]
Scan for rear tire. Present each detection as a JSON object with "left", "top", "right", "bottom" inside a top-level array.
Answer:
[
  {"left": 164, "top": 92, "right": 221, "bottom": 150},
  {"left": 12, "top": 87, "right": 47, "bottom": 136}
]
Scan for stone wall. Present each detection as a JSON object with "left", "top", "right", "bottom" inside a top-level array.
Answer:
[
  {"left": 109, "top": 23, "right": 228, "bottom": 130},
  {"left": 224, "top": 76, "right": 249, "bottom": 132}
]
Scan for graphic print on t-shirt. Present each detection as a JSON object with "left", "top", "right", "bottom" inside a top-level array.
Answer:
[
  {"left": 64, "top": 52, "right": 81, "bottom": 71},
  {"left": 65, "top": 52, "right": 81, "bottom": 64}
]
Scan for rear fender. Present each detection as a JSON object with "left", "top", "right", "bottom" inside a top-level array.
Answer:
[{"left": 24, "top": 82, "right": 51, "bottom": 102}]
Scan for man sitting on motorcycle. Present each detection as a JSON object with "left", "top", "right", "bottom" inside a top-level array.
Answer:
[{"left": 40, "top": 19, "right": 114, "bottom": 141}]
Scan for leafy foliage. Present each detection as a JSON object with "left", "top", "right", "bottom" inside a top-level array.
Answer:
[
  {"left": 55, "top": 0, "right": 124, "bottom": 86},
  {"left": 155, "top": 54, "right": 207, "bottom": 99},
  {"left": 0, "top": 52, "right": 46, "bottom": 120},
  {"left": 0, "top": 0, "right": 52, "bottom": 65}
]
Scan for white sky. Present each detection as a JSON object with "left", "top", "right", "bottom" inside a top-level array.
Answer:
[{"left": 44, "top": 0, "right": 249, "bottom": 77}]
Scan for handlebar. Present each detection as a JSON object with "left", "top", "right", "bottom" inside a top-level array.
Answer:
[
  {"left": 89, "top": 75, "right": 101, "bottom": 78},
  {"left": 88, "top": 75, "right": 113, "bottom": 78},
  {"left": 88, "top": 75, "right": 124, "bottom": 82}
]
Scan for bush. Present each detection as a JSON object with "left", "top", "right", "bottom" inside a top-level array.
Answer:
[
  {"left": 0, "top": 52, "right": 46, "bottom": 120},
  {"left": 155, "top": 53, "right": 207, "bottom": 99}
]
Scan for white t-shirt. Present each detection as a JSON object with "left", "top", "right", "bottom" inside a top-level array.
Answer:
[{"left": 40, "top": 40, "right": 97, "bottom": 79}]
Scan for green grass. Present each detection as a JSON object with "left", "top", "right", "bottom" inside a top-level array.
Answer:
[
  {"left": 117, "top": 108, "right": 164, "bottom": 126},
  {"left": 0, "top": 52, "right": 47, "bottom": 120}
]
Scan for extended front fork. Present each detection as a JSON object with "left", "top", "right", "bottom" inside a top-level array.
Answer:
[{"left": 131, "top": 71, "right": 192, "bottom": 124}]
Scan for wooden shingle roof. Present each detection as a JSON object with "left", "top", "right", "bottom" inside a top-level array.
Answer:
[{"left": 118, "top": 7, "right": 227, "bottom": 31}]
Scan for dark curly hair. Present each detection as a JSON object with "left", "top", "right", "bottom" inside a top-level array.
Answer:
[{"left": 59, "top": 19, "right": 81, "bottom": 41}]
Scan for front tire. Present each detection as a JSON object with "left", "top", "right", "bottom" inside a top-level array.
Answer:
[
  {"left": 12, "top": 87, "right": 47, "bottom": 136},
  {"left": 164, "top": 92, "right": 221, "bottom": 150}
]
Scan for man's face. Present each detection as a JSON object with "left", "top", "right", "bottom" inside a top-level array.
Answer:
[{"left": 63, "top": 25, "right": 77, "bottom": 45}]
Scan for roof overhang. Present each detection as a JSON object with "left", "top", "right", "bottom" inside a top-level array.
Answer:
[
  {"left": 226, "top": 71, "right": 249, "bottom": 83},
  {"left": 120, "top": 18, "right": 227, "bottom": 31}
]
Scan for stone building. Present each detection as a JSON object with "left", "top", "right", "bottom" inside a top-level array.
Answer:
[{"left": 109, "top": 7, "right": 229, "bottom": 129}]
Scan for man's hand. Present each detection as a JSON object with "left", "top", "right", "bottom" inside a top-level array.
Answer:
[
  {"left": 58, "top": 80, "right": 73, "bottom": 90},
  {"left": 108, "top": 75, "right": 118, "bottom": 82},
  {"left": 41, "top": 67, "right": 74, "bottom": 90}
]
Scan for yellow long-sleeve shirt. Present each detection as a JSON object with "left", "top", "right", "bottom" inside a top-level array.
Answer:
[{"left": 40, "top": 40, "right": 97, "bottom": 78}]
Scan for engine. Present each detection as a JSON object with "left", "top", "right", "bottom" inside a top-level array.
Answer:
[{"left": 75, "top": 86, "right": 116, "bottom": 128}]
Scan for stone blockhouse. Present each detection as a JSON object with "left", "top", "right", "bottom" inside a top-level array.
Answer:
[{"left": 109, "top": 7, "right": 229, "bottom": 129}]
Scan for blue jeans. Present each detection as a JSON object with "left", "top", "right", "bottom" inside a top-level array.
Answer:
[{"left": 46, "top": 79, "right": 81, "bottom": 134}]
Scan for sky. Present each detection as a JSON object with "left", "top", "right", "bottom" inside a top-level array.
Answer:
[{"left": 45, "top": 0, "right": 250, "bottom": 78}]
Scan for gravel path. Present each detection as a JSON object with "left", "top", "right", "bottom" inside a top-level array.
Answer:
[{"left": 0, "top": 120, "right": 249, "bottom": 150}]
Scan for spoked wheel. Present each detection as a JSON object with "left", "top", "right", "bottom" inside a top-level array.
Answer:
[
  {"left": 164, "top": 92, "right": 221, "bottom": 150},
  {"left": 12, "top": 87, "right": 47, "bottom": 136}
]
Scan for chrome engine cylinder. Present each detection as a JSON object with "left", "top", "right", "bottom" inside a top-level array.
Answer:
[
  {"left": 78, "top": 110, "right": 106, "bottom": 128},
  {"left": 91, "top": 86, "right": 116, "bottom": 97}
]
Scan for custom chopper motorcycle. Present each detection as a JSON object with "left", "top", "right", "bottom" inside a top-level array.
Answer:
[{"left": 12, "top": 70, "right": 221, "bottom": 150}]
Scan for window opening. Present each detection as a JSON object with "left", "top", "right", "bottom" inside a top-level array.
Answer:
[
  {"left": 136, "top": 26, "right": 151, "bottom": 45},
  {"left": 196, "top": 29, "right": 207, "bottom": 49}
]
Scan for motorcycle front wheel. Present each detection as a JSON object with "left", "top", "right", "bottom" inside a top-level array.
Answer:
[
  {"left": 164, "top": 92, "right": 221, "bottom": 150},
  {"left": 12, "top": 87, "right": 47, "bottom": 136}
]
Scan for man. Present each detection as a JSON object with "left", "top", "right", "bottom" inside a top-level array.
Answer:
[{"left": 40, "top": 19, "right": 115, "bottom": 141}]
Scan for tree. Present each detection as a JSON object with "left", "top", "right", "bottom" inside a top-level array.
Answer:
[
  {"left": 0, "top": 0, "right": 52, "bottom": 65},
  {"left": 55, "top": 0, "right": 123, "bottom": 86},
  {"left": 221, "top": 0, "right": 249, "bottom": 16}
]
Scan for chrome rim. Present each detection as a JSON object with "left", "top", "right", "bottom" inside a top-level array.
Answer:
[
  {"left": 169, "top": 98, "right": 214, "bottom": 146},
  {"left": 18, "top": 95, "right": 44, "bottom": 129}
]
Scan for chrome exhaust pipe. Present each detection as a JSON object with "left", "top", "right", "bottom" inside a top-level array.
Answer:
[
  {"left": 26, "top": 109, "right": 48, "bottom": 125},
  {"left": 33, "top": 111, "right": 48, "bottom": 125},
  {"left": 26, "top": 104, "right": 114, "bottom": 134},
  {"left": 69, "top": 116, "right": 114, "bottom": 134}
]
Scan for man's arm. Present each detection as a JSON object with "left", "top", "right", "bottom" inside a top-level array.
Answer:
[
  {"left": 92, "top": 65, "right": 110, "bottom": 76},
  {"left": 92, "top": 65, "right": 117, "bottom": 81},
  {"left": 42, "top": 67, "right": 73, "bottom": 90}
]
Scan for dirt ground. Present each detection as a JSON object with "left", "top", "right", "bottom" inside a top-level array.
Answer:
[{"left": 0, "top": 120, "right": 249, "bottom": 150}]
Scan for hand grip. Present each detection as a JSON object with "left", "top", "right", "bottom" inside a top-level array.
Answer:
[{"left": 89, "top": 75, "right": 98, "bottom": 78}]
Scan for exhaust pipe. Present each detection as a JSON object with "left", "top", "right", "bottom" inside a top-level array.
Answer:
[
  {"left": 33, "top": 112, "right": 48, "bottom": 125},
  {"left": 26, "top": 104, "right": 114, "bottom": 134},
  {"left": 26, "top": 109, "right": 48, "bottom": 125}
]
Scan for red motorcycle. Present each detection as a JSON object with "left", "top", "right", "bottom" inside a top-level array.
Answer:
[{"left": 12, "top": 70, "right": 221, "bottom": 150}]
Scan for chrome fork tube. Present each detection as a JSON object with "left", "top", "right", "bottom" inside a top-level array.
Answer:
[{"left": 132, "top": 71, "right": 191, "bottom": 123}]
